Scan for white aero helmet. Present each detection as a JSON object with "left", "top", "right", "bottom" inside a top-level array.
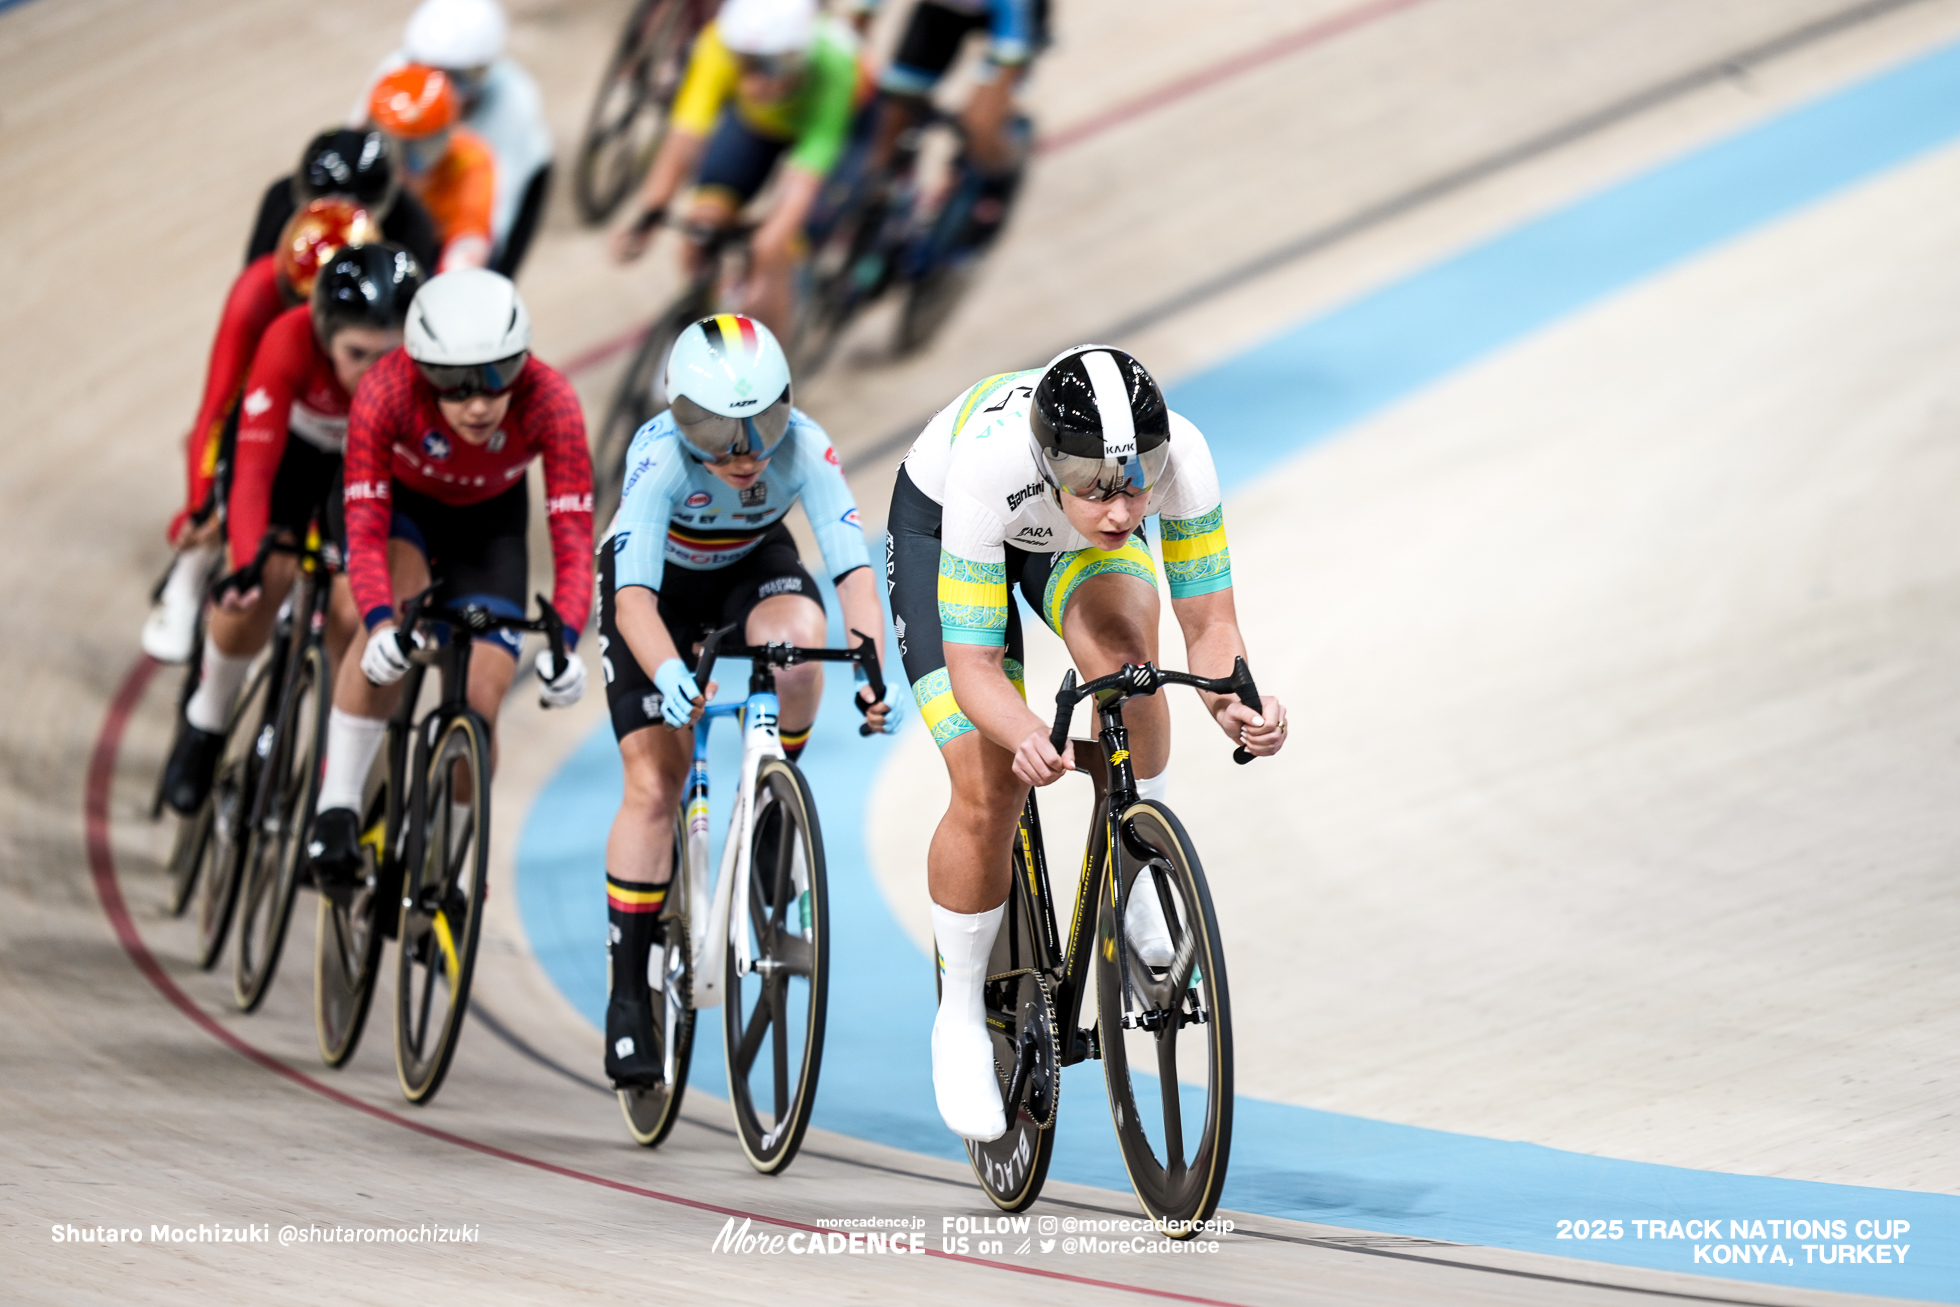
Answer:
[
  {"left": 404, "top": 0, "right": 508, "bottom": 69},
  {"left": 405, "top": 268, "right": 532, "bottom": 396},
  {"left": 664, "top": 314, "right": 793, "bottom": 461},
  {"left": 1028, "top": 345, "right": 1173, "bottom": 500},
  {"left": 718, "top": 0, "right": 820, "bottom": 57}
]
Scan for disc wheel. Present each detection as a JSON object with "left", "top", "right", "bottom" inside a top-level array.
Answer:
[
  {"left": 233, "top": 642, "right": 328, "bottom": 1012},
  {"left": 620, "top": 816, "right": 697, "bottom": 1146},
  {"left": 1096, "top": 801, "right": 1234, "bottom": 1234},
  {"left": 394, "top": 714, "right": 491, "bottom": 1104},
  {"left": 192, "top": 660, "right": 272, "bottom": 970},
  {"left": 724, "top": 758, "right": 828, "bottom": 1174},
  {"left": 592, "top": 303, "right": 692, "bottom": 524},
  {"left": 314, "top": 790, "right": 391, "bottom": 1067},
  {"left": 572, "top": 0, "right": 704, "bottom": 224}
]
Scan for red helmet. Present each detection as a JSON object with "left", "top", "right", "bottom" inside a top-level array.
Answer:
[
  {"left": 274, "top": 197, "right": 381, "bottom": 301},
  {"left": 369, "top": 65, "right": 459, "bottom": 138}
]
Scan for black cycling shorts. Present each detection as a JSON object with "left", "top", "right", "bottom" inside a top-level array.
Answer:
[
  {"left": 696, "top": 110, "right": 790, "bottom": 208},
  {"left": 597, "top": 521, "right": 823, "bottom": 740},
  {"left": 347, "top": 480, "right": 531, "bottom": 658},
  {"left": 261, "top": 439, "right": 346, "bottom": 568}
]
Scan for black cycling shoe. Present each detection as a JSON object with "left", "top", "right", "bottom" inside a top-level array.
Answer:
[
  {"left": 162, "top": 724, "right": 226, "bottom": 815},
  {"left": 306, "top": 807, "right": 364, "bottom": 889},
  {"left": 605, "top": 991, "right": 665, "bottom": 1089}
]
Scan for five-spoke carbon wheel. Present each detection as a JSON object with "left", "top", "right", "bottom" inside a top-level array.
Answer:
[
  {"left": 621, "top": 816, "right": 697, "bottom": 1147},
  {"left": 192, "top": 661, "right": 272, "bottom": 970},
  {"left": 723, "top": 758, "right": 828, "bottom": 1174},
  {"left": 572, "top": 0, "right": 700, "bottom": 223},
  {"left": 234, "top": 643, "right": 328, "bottom": 1012}
]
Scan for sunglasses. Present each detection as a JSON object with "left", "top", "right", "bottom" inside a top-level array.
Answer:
[
  {"left": 671, "top": 391, "right": 792, "bottom": 463},
  {"left": 417, "top": 352, "right": 529, "bottom": 399}
]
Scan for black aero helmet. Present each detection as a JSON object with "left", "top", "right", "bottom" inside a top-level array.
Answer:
[
  {"left": 292, "top": 128, "right": 399, "bottom": 213},
  {"left": 310, "top": 242, "right": 425, "bottom": 348},
  {"left": 1029, "top": 345, "right": 1172, "bottom": 499}
]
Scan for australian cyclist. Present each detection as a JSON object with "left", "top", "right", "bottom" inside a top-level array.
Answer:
[
  {"left": 594, "top": 313, "right": 896, "bottom": 1087},
  {"left": 886, "top": 345, "right": 1287, "bottom": 1140},
  {"left": 610, "top": 0, "right": 862, "bottom": 339}
]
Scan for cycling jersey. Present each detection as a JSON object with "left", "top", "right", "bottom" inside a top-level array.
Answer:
[
  {"left": 604, "top": 407, "right": 870, "bottom": 592},
  {"left": 179, "top": 255, "right": 288, "bottom": 537},
  {"left": 900, "top": 369, "right": 1231, "bottom": 647},
  {"left": 880, "top": 0, "right": 1043, "bottom": 95},
  {"left": 227, "top": 306, "right": 351, "bottom": 569},
  {"left": 342, "top": 349, "right": 594, "bottom": 634},
  {"left": 409, "top": 127, "right": 497, "bottom": 270},
  {"left": 669, "top": 19, "right": 862, "bottom": 178}
]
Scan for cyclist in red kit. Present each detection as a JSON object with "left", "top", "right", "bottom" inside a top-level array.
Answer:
[
  {"left": 159, "top": 243, "right": 425, "bottom": 815},
  {"left": 142, "top": 198, "right": 382, "bottom": 663},
  {"left": 308, "top": 268, "right": 594, "bottom": 882}
]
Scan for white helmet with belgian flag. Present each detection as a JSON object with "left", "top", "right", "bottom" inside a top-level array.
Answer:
[{"left": 664, "top": 314, "right": 793, "bottom": 462}]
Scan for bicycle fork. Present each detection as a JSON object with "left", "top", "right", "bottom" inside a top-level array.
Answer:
[{"left": 689, "top": 692, "right": 781, "bottom": 1008}]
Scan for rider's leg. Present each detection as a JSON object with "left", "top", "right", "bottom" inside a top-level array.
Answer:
[
  {"left": 605, "top": 724, "right": 691, "bottom": 1084},
  {"left": 960, "top": 68, "right": 1024, "bottom": 175},
  {"left": 744, "top": 591, "right": 827, "bottom": 760}
]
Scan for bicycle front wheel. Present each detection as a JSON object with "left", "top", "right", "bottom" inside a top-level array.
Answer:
[
  {"left": 394, "top": 714, "right": 491, "bottom": 1104},
  {"left": 1096, "top": 801, "right": 1234, "bottom": 1234},
  {"left": 620, "top": 814, "right": 697, "bottom": 1146},
  {"left": 234, "top": 641, "right": 329, "bottom": 1011},
  {"left": 572, "top": 0, "right": 699, "bottom": 223},
  {"left": 723, "top": 758, "right": 828, "bottom": 1174},
  {"left": 193, "top": 660, "right": 273, "bottom": 970},
  {"left": 314, "top": 789, "right": 391, "bottom": 1067}
]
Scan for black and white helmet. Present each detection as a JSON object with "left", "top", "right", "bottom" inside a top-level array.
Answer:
[{"left": 1028, "top": 345, "right": 1171, "bottom": 500}]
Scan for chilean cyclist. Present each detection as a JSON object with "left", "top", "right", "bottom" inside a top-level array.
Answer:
[
  {"left": 159, "top": 244, "right": 425, "bottom": 816},
  {"left": 594, "top": 313, "right": 897, "bottom": 1088},
  {"left": 610, "top": 0, "right": 862, "bottom": 340},
  {"left": 143, "top": 199, "right": 382, "bottom": 664},
  {"left": 886, "top": 345, "right": 1288, "bottom": 1140},
  {"left": 307, "top": 269, "right": 594, "bottom": 882}
]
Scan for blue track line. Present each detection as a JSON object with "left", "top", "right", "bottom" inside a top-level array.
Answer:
[{"left": 518, "top": 37, "right": 1960, "bottom": 1300}]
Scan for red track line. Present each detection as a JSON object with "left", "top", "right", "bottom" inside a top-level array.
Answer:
[
  {"left": 556, "top": 0, "right": 1428, "bottom": 381},
  {"left": 85, "top": 655, "right": 1260, "bottom": 1307},
  {"left": 1036, "top": 0, "right": 1434, "bottom": 155}
]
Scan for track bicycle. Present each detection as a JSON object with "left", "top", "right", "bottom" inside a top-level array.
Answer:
[
  {"left": 572, "top": 0, "right": 717, "bottom": 224},
  {"left": 311, "top": 588, "right": 568, "bottom": 1105},
  {"left": 960, "top": 657, "right": 1261, "bottom": 1232},
  {"left": 617, "top": 622, "right": 885, "bottom": 1174}
]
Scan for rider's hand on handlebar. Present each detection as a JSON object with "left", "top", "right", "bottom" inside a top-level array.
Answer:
[
  {"left": 361, "top": 622, "right": 415, "bottom": 687},
  {"left": 855, "top": 687, "right": 904, "bottom": 735},
  {"left": 1012, "top": 726, "right": 1074, "bottom": 788},
  {"left": 653, "top": 657, "right": 709, "bottom": 729},
  {"left": 1216, "top": 693, "right": 1287, "bottom": 758},
  {"left": 611, "top": 206, "right": 665, "bottom": 264},
  {"left": 536, "top": 649, "right": 587, "bottom": 709}
]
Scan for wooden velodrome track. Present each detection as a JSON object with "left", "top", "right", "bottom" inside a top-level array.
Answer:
[{"left": 4, "top": 0, "right": 1958, "bottom": 1302}]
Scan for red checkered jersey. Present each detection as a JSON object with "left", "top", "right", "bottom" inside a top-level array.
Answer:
[
  {"left": 179, "top": 255, "right": 287, "bottom": 539},
  {"left": 227, "top": 307, "right": 350, "bottom": 570},
  {"left": 342, "top": 349, "right": 594, "bottom": 633}
]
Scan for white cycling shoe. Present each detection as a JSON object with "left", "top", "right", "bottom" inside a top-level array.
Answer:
[
  {"left": 932, "top": 1010, "right": 1007, "bottom": 1142},
  {"left": 141, "top": 545, "right": 218, "bottom": 664},
  {"left": 1125, "top": 871, "right": 1179, "bottom": 969}
]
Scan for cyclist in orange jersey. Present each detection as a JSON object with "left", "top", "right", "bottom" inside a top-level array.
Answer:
[{"left": 369, "top": 64, "right": 496, "bottom": 272}]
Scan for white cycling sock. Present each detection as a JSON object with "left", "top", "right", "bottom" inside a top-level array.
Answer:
[
  {"left": 931, "top": 900, "right": 1007, "bottom": 1141},
  {"left": 1127, "top": 770, "right": 1178, "bottom": 969},
  {"left": 185, "top": 647, "right": 252, "bottom": 734},
  {"left": 1135, "top": 770, "right": 1169, "bottom": 805},
  {"left": 318, "top": 709, "right": 388, "bottom": 814}
]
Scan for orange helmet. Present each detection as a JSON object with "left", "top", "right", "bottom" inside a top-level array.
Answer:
[
  {"left": 369, "top": 65, "right": 459, "bottom": 138},
  {"left": 274, "top": 197, "right": 381, "bottom": 300}
]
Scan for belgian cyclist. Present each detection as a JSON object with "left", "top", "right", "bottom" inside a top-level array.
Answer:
[
  {"left": 353, "top": 0, "right": 554, "bottom": 276},
  {"left": 594, "top": 313, "right": 897, "bottom": 1088},
  {"left": 367, "top": 65, "right": 498, "bottom": 273},
  {"left": 610, "top": 0, "right": 862, "bottom": 339},
  {"left": 307, "top": 269, "right": 594, "bottom": 881},
  {"left": 886, "top": 345, "right": 1287, "bottom": 1140},
  {"left": 143, "top": 200, "right": 382, "bottom": 664},
  {"left": 158, "top": 244, "right": 426, "bottom": 816},
  {"left": 245, "top": 128, "right": 441, "bottom": 274}
]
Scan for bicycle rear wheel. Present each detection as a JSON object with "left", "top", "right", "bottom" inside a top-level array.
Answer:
[
  {"left": 394, "top": 713, "right": 491, "bottom": 1104},
  {"left": 961, "top": 796, "right": 1059, "bottom": 1211},
  {"left": 1096, "top": 800, "right": 1234, "bottom": 1234},
  {"left": 723, "top": 758, "right": 828, "bottom": 1174},
  {"left": 572, "top": 0, "right": 702, "bottom": 223},
  {"left": 192, "top": 660, "right": 272, "bottom": 970},
  {"left": 314, "top": 789, "right": 391, "bottom": 1067},
  {"left": 234, "top": 641, "right": 329, "bottom": 1011},
  {"left": 620, "top": 815, "right": 697, "bottom": 1146}
]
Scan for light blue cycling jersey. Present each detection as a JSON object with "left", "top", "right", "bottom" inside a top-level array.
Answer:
[{"left": 604, "top": 407, "right": 870, "bottom": 592}]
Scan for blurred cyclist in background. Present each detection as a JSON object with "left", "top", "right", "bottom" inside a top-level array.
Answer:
[
  {"left": 610, "top": 0, "right": 863, "bottom": 340},
  {"left": 368, "top": 65, "right": 497, "bottom": 273},
  {"left": 354, "top": 0, "right": 553, "bottom": 277},
  {"left": 160, "top": 245, "right": 425, "bottom": 814},
  {"left": 143, "top": 200, "right": 381, "bottom": 663},
  {"left": 308, "top": 270, "right": 594, "bottom": 884},
  {"left": 244, "top": 128, "right": 442, "bottom": 273}
]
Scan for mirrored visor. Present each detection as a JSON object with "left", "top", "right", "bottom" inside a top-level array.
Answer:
[
  {"left": 671, "top": 390, "right": 792, "bottom": 462},
  {"left": 1042, "top": 442, "right": 1170, "bottom": 501},
  {"left": 417, "top": 352, "right": 528, "bottom": 399}
]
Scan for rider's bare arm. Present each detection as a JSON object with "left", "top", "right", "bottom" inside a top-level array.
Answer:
[
  {"left": 613, "top": 130, "right": 706, "bottom": 260},
  {"left": 945, "top": 641, "right": 1071, "bottom": 786},
  {"left": 1170, "top": 586, "right": 1286, "bottom": 757},
  {"left": 752, "top": 165, "right": 823, "bottom": 270}
]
